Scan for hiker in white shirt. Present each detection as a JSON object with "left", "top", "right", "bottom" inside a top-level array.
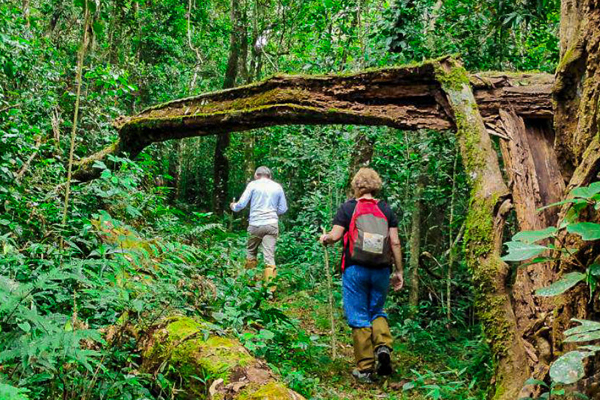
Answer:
[{"left": 231, "top": 166, "right": 288, "bottom": 289}]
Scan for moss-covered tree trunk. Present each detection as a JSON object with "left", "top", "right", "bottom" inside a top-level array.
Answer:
[
  {"left": 140, "top": 316, "right": 305, "bottom": 400},
  {"left": 435, "top": 58, "right": 528, "bottom": 400}
]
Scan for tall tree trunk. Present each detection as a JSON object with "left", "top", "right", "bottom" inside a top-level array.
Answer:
[
  {"left": 409, "top": 177, "right": 424, "bottom": 312},
  {"left": 550, "top": 0, "right": 600, "bottom": 394},
  {"left": 554, "top": 0, "right": 600, "bottom": 179},
  {"left": 435, "top": 60, "right": 528, "bottom": 400},
  {"left": 346, "top": 131, "right": 374, "bottom": 195},
  {"left": 240, "top": 2, "right": 255, "bottom": 186},
  {"left": 213, "top": 0, "right": 244, "bottom": 215},
  {"left": 446, "top": 153, "right": 458, "bottom": 320},
  {"left": 22, "top": 0, "right": 30, "bottom": 28},
  {"left": 62, "top": 4, "right": 90, "bottom": 234}
]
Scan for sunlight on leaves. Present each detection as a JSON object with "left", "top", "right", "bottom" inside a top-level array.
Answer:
[
  {"left": 549, "top": 351, "right": 589, "bottom": 385},
  {"left": 536, "top": 272, "right": 586, "bottom": 297},
  {"left": 502, "top": 241, "right": 549, "bottom": 262}
]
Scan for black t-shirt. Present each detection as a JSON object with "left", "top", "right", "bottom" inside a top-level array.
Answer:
[{"left": 332, "top": 199, "right": 398, "bottom": 269}]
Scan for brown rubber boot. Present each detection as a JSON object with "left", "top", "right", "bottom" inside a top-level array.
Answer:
[
  {"left": 372, "top": 317, "right": 393, "bottom": 376},
  {"left": 352, "top": 327, "right": 375, "bottom": 373},
  {"left": 263, "top": 265, "right": 277, "bottom": 293}
]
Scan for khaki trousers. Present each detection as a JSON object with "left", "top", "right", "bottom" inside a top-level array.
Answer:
[{"left": 247, "top": 224, "right": 279, "bottom": 266}]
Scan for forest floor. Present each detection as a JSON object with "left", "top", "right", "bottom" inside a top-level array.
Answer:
[
  {"left": 217, "top": 231, "right": 491, "bottom": 400},
  {"left": 270, "top": 286, "right": 486, "bottom": 400}
]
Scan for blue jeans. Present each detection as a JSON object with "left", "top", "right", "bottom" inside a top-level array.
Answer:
[{"left": 342, "top": 265, "right": 391, "bottom": 328}]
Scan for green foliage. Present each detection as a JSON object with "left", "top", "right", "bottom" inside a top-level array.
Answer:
[
  {"left": 375, "top": 0, "right": 559, "bottom": 71},
  {"left": 567, "top": 222, "right": 600, "bottom": 240},
  {"left": 0, "top": 0, "right": 561, "bottom": 397},
  {"left": 549, "top": 351, "right": 589, "bottom": 385},
  {"left": 504, "top": 181, "right": 600, "bottom": 389},
  {"left": 502, "top": 241, "right": 550, "bottom": 262},
  {"left": 535, "top": 272, "right": 587, "bottom": 297},
  {"left": 0, "top": 383, "right": 31, "bottom": 400}
]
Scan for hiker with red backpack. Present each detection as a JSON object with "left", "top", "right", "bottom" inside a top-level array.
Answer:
[{"left": 319, "top": 167, "right": 404, "bottom": 383}]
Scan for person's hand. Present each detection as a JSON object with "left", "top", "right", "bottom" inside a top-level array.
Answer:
[
  {"left": 230, "top": 202, "right": 236, "bottom": 211},
  {"left": 319, "top": 233, "right": 329, "bottom": 245},
  {"left": 390, "top": 270, "right": 404, "bottom": 292}
]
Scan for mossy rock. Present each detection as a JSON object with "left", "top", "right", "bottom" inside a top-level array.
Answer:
[{"left": 141, "top": 316, "right": 305, "bottom": 400}]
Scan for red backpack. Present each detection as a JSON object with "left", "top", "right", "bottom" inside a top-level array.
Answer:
[{"left": 342, "top": 198, "right": 391, "bottom": 272}]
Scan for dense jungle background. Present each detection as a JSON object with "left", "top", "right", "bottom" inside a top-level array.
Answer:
[{"left": 5, "top": 0, "right": 598, "bottom": 399}]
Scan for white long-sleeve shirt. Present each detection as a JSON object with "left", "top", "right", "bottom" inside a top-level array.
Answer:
[{"left": 231, "top": 178, "right": 288, "bottom": 226}]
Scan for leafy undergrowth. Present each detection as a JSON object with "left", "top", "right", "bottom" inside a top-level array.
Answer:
[
  {"left": 0, "top": 176, "right": 490, "bottom": 399},
  {"left": 197, "top": 217, "right": 492, "bottom": 400}
]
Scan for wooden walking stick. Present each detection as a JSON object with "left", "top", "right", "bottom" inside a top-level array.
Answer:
[
  {"left": 321, "top": 227, "right": 337, "bottom": 359},
  {"left": 229, "top": 197, "right": 235, "bottom": 232}
]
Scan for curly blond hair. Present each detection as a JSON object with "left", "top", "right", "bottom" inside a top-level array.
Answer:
[{"left": 351, "top": 168, "right": 382, "bottom": 198}]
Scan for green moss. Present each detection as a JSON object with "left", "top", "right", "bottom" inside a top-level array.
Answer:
[
  {"left": 492, "top": 381, "right": 507, "bottom": 400},
  {"left": 554, "top": 40, "right": 584, "bottom": 96},
  {"left": 455, "top": 112, "right": 485, "bottom": 178},
  {"left": 464, "top": 194, "right": 496, "bottom": 259},
  {"left": 236, "top": 381, "right": 299, "bottom": 400},
  {"left": 435, "top": 58, "right": 515, "bottom": 377},
  {"left": 143, "top": 316, "right": 256, "bottom": 398},
  {"left": 122, "top": 55, "right": 462, "bottom": 128},
  {"left": 463, "top": 192, "right": 514, "bottom": 362},
  {"left": 121, "top": 103, "right": 389, "bottom": 135},
  {"left": 556, "top": 43, "right": 580, "bottom": 74},
  {"left": 463, "top": 193, "right": 513, "bottom": 359},
  {"left": 163, "top": 316, "right": 205, "bottom": 339},
  {"left": 433, "top": 60, "right": 470, "bottom": 92},
  {"left": 74, "top": 139, "right": 121, "bottom": 168}
]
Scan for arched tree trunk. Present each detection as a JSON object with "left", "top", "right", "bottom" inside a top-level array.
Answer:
[
  {"left": 72, "top": 62, "right": 552, "bottom": 182},
  {"left": 72, "top": 57, "right": 561, "bottom": 397}
]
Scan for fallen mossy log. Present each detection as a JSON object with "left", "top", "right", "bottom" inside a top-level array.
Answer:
[
  {"left": 73, "top": 57, "right": 553, "bottom": 181},
  {"left": 140, "top": 316, "right": 305, "bottom": 400},
  {"left": 90, "top": 212, "right": 303, "bottom": 399}
]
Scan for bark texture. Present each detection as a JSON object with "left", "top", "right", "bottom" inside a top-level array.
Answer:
[
  {"left": 490, "top": 111, "right": 564, "bottom": 395},
  {"left": 213, "top": 0, "right": 244, "bottom": 215},
  {"left": 551, "top": 0, "right": 600, "bottom": 396},
  {"left": 434, "top": 59, "right": 527, "bottom": 400},
  {"left": 408, "top": 177, "right": 424, "bottom": 311},
  {"left": 346, "top": 131, "right": 374, "bottom": 195},
  {"left": 73, "top": 60, "right": 553, "bottom": 181},
  {"left": 554, "top": 0, "right": 600, "bottom": 178}
]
